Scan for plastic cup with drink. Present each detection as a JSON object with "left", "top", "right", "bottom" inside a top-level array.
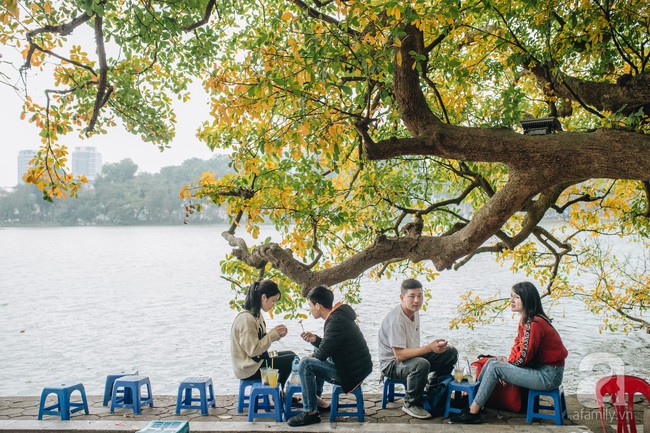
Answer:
[
  {"left": 267, "top": 368, "right": 279, "bottom": 387},
  {"left": 260, "top": 367, "right": 269, "bottom": 385}
]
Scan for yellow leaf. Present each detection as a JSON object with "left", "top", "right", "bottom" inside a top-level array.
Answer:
[
  {"left": 281, "top": 11, "right": 293, "bottom": 21},
  {"left": 396, "top": 51, "right": 402, "bottom": 67}
]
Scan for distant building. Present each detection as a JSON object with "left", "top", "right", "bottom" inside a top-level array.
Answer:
[
  {"left": 72, "top": 146, "right": 102, "bottom": 181},
  {"left": 17, "top": 149, "right": 38, "bottom": 185}
]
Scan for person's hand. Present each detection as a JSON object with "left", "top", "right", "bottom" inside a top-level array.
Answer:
[
  {"left": 428, "top": 338, "right": 448, "bottom": 353},
  {"left": 274, "top": 324, "right": 288, "bottom": 338},
  {"left": 301, "top": 331, "right": 317, "bottom": 343}
]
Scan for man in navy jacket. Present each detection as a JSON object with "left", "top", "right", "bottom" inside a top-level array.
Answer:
[{"left": 287, "top": 285, "right": 373, "bottom": 427}]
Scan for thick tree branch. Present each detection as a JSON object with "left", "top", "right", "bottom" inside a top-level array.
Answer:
[
  {"left": 529, "top": 64, "right": 650, "bottom": 116},
  {"left": 366, "top": 24, "right": 650, "bottom": 183},
  {"left": 221, "top": 169, "right": 548, "bottom": 290},
  {"left": 182, "top": 0, "right": 217, "bottom": 31},
  {"left": 86, "top": 14, "right": 110, "bottom": 134},
  {"left": 26, "top": 12, "right": 92, "bottom": 39}
]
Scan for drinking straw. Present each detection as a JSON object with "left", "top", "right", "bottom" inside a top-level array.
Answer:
[
  {"left": 271, "top": 357, "right": 274, "bottom": 369},
  {"left": 466, "top": 358, "right": 472, "bottom": 373}
]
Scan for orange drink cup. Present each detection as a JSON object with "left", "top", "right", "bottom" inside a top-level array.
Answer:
[{"left": 267, "top": 369, "right": 279, "bottom": 387}]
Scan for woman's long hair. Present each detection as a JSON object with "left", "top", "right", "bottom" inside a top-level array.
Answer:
[
  {"left": 243, "top": 279, "right": 281, "bottom": 318},
  {"left": 512, "top": 281, "right": 550, "bottom": 324}
]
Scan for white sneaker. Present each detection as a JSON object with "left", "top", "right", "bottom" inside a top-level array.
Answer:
[{"left": 402, "top": 403, "right": 432, "bottom": 419}]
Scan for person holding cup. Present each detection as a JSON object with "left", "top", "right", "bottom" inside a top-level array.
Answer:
[
  {"left": 230, "top": 279, "right": 296, "bottom": 388},
  {"left": 450, "top": 281, "right": 568, "bottom": 424}
]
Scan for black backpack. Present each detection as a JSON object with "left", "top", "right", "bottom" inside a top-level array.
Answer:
[{"left": 425, "top": 375, "right": 454, "bottom": 417}]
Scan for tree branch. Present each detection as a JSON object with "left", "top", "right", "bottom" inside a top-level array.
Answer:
[
  {"left": 182, "top": 0, "right": 217, "bottom": 31},
  {"left": 529, "top": 64, "right": 650, "bottom": 116},
  {"left": 642, "top": 180, "right": 650, "bottom": 218},
  {"left": 85, "top": 14, "right": 110, "bottom": 134},
  {"left": 291, "top": 0, "right": 360, "bottom": 37}
]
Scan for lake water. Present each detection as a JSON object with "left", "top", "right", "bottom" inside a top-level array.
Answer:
[{"left": 0, "top": 225, "right": 648, "bottom": 398}]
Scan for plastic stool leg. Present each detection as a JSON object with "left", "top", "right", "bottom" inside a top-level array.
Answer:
[
  {"left": 37, "top": 391, "right": 48, "bottom": 420},
  {"left": 145, "top": 380, "right": 154, "bottom": 408},
  {"left": 79, "top": 386, "right": 89, "bottom": 415},
  {"left": 381, "top": 381, "right": 391, "bottom": 409},
  {"left": 59, "top": 390, "right": 71, "bottom": 421},
  {"left": 199, "top": 384, "right": 208, "bottom": 415},
  {"left": 175, "top": 385, "right": 184, "bottom": 415},
  {"left": 209, "top": 383, "right": 216, "bottom": 408}
]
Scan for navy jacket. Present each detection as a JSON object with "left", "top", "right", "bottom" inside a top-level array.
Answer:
[{"left": 311, "top": 304, "right": 373, "bottom": 392}]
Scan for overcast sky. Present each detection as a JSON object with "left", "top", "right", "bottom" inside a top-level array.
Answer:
[{"left": 0, "top": 50, "right": 218, "bottom": 188}]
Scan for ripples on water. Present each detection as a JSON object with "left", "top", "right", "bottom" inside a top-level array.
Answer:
[{"left": 0, "top": 225, "right": 647, "bottom": 397}]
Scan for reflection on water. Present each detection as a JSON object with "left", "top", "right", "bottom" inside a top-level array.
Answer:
[{"left": 0, "top": 225, "right": 647, "bottom": 396}]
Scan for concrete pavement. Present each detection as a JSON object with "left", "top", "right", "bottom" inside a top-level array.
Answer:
[{"left": 0, "top": 392, "right": 624, "bottom": 432}]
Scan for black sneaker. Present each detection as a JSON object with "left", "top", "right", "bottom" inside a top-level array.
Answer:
[
  {"left": 288, "top": 411, "right": 321, "bottom": 427},
  {"left": 449, "top": 407, "right": 482, "bottom": 424}
]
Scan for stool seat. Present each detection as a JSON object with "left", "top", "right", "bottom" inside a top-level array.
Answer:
[
  {"left": 444, "top": 379, "right": 481, "bottom": 417},
  {"left": 526, "top": 386, "right": 567, "bottom": 425},
  {"left": 103, "top": 371, "right": 138, "bottom": 406},
  {"left": 247, "top": 383, "right": 282, "bottom": 422},
  {"left": 110, "top": 375, "right": 154, "bottom": 415},
  {"left": 330, "top": 384, "right": 364, "bottom": 422},
  {"left": 283, "top": 383, "right": 303, "bottom": 421},
  {"left": 38, "top": 382, "right": 89, "bottom": 420},
  {"left": 175, "top": 376, "right": 216, "bottom": 415}
]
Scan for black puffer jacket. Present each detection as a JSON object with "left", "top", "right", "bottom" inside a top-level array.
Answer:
[{"left": 311, "top": 304, "right": 373, "bottom": 392}]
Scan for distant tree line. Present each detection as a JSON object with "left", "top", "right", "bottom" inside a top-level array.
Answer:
[{"left": 0, "top": 156, "right": 230, "bottom": 226}]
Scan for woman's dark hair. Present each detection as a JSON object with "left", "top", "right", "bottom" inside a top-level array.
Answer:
[
  {"left": 244, "top": 279, "right": 281, "bottom": 317},
  {"left": 307, "top": 285, "right": 334, "bottom": 309},
  {"left": 512, "top": 281, "right": 550, "bottom": 323}
]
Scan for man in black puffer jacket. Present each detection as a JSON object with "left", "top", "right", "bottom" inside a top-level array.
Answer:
[{"left": 287, "top": 285, "right": 373, "bottom": 427}]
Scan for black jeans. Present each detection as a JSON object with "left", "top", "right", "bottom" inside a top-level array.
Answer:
[{"left": 383, "top": 347, "right": 458, "bottom": 406}]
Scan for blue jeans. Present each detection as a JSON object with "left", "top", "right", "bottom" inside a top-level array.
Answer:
[
  {"left": 473, "top": 358, "right": 564, "bottom": 408},
  {"left": 298, "top": 356, "right": 340, "bottom": 412}
]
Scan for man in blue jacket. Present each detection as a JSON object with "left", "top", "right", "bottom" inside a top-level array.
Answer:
[{"left": 287, "top": 285, "right": 373, "bottom": 427}]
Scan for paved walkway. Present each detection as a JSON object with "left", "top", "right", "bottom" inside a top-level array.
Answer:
[{"left": 0, "top": 391, "right": 639, "bottom": 433}]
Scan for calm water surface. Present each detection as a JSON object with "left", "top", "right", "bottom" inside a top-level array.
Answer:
[{"left": 0, "top": 225, "right": 648, "bottom": 397}]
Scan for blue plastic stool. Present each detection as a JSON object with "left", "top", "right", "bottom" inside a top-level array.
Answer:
[
  {"left": 283, "top": 383, "right": 303, "bottom": 421},
  {"left": 237, "top": 379, "right": 270, "bottom": 413},
  {"left": 102, "top": 371, "right": 138, "bottom": 406},
  {"left": 110, "top": 375, "right": 154, "bottom": 415},
  {"left": 175, "top": 376, "right": 216, "bottom": 415},
  {"left": 38, "top": 382, "right": 89, "bottom": 420},
  {"left": 526, "top": 386, "right": 567, "bottom": 425},
  {"left": 247, "top": 383, "right": 283, "bottom": 422},
  {"left": 330, "top": 385, "right": 364, "bottom": 422},
  {"left": 381, "top": 378, "right": 406, "bottom": 409},
  {"left": 444, "top": 379, "right": 480, "bottom": 417}
]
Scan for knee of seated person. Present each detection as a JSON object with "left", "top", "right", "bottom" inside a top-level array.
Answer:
[
  {"left": 298, "top": 356, "right": 316, "bottom": 372},
  {"left": 445, "top": 346, "right": 459, "bottom": 362},
  {"left": 410, "top": 357, "right": 430, "bottom": 375}
]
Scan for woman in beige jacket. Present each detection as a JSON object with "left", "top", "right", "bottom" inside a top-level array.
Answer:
[{"left": 230, "top": 279, "right": 296, "bottom": 387}]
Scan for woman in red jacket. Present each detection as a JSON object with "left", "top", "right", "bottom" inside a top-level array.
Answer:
[{"left": 451, "top": 281, "right": 568, "bottom": 424}]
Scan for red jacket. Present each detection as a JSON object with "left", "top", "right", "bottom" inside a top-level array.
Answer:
[{"left": 508, "top": 316, "right": 568, "bottom": 367}]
